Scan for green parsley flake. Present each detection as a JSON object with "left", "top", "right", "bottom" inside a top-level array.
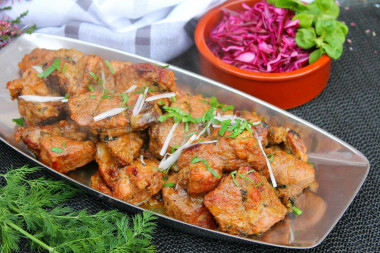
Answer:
[
  {"left": 64, "top": 93, "right": 69, "bottom": 99},
  {"left": 170, "top": 144, "right": 181, "bottom": 154},
  {"left": 12, "top": 117, "right": 24, "bottom": 127},
  {"left": 231, "top": 171, "right": 240, "bottom": 187},
  {"left": 116, "top": 93, "right": 130, "bottom": 107},
  {"left": 172, "top": 96, "right": 177, "bottom": 102},
  {"left": 51, "top": 147, "right": 63, "bottom": 153},
  {"left": 37, "top": 59, "right": 61, "bottom": 78},
  {"left": 88, "top": 72, "right": 98, "bottom": 80},
  {"left": 105, "top": 60, "right": 115, "bottom": 74},
  {"left": 266, "top": 153, "right": 274, "bottom": 163},
  {"left": 88, "top": 85, "right": 95, "bottom": 92},
  {"left": 191, "top": 156, "right": 220, "bottom": 178},
  {"left": 101, "top": 94, "right": 113, "bottom": 99},
  {"left": 134, "top": 87, "right": 156, "bottom": 94},
  {"left": 292, "top": 206, "right": 303, "bottom": 216},
  {"left": 90, "top": 94, "right": 95, "bottom": 99},
  {"left": 238, "top": 173, "right": 262, "bottom": 187},
  {"left": 61, "top": 64, "right": 66, "bottom": 74},
  {"left": 164, "top": 182, "right": 175, "bottom": 188}
]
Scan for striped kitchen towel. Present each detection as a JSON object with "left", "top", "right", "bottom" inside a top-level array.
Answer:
[{"left": 2, "top": 0, "right": 226, "bottom": 62}]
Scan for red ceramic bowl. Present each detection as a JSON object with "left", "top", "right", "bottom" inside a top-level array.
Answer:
[{"left": 194, "top": 0, "right": 332, "bottom": 109}]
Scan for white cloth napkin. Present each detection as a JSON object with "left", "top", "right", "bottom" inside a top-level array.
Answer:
[{"left": 2, "top": 0, "right": 226, "bottom": 62}]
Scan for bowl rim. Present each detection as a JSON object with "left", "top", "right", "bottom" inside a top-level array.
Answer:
[{"left": 194, "top": 0, "right": 331, "bottom": 82}]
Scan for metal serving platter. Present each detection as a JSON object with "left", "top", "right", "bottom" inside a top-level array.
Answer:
[{"left": 0, "top": 33, "right": 370, "bottom": 249}]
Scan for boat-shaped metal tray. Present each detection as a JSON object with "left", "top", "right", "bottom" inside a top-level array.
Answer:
[{"left": 0, "top": 33, "right": 370, "bottom": 249}]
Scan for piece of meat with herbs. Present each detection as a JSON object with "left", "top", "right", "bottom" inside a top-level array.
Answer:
[
  {"left": 90, "top": 171, "right": 112, "bottom": 195},
  {"left": 18, "top": 48, "right": 84, "bottom": 73},
  {"left": 148, "top": 94, "right": 211, "bottom": 158},
  {"left": 162, "top": 171, "right": 217, "bottom": 229},
  {"left": 211, "top": 130, "right": 267, "bottom": 172},
  {"left": 268, "top": 127, "right": 308, "bottom": 162},
  {"left": 204, "top": 167, "right": 287, "bottom": 235},
  {"left": 7, "top": 67, "right": 66, "bottom": 125},
  {"left": 265, "top": 149, "right": 315, "bottom": 205},
  {"left": 235, "top": 110, "right": 270, "bottom": 145},
  {"left": 68, "top": 91, "right": 162, "bottom": 138},
  {"left": 112, "top": 159, "right": 164, "bottom": 205},
  {"left": 177, "top": 143, "right": 223, "bottom": 194},
  {"left": 106, "top": 132, "right": 144, "bottom": 166},
  {"left": 39, "top": 135, "right": 96, "bottom": 174},
  {"left": 15, "top": 120, "right": 88, "bottom": 156},
  {"left": 115, "top": 63, "right": 176, "bottom": 93},
  {"left": 48, "top": 54, "right": 116, "bottom": 96}
]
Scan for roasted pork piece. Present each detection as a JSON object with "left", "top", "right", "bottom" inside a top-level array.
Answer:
[
  {"left": 204, "top": 167, "right": 287, "bottom": 235},
  {"left": 162, "top": 171, "right": 217, "bottom": 229},
  {"left": 8, "top": 47, "right": 318, "bottom": 237}
]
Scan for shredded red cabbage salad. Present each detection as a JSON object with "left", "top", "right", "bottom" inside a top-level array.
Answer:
[{"left": 207, "top": 1, "right": 310, "bottom": 73}]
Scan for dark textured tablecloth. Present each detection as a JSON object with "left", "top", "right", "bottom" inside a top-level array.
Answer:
[{"left": 1, "top": 3, "right": 379, "bottom": 253}]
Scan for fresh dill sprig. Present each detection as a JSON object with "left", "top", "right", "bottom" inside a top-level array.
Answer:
[{"left": 0, "top": 166, "right": 157, "bottom": 253}]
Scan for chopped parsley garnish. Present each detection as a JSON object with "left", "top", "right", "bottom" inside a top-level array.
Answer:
[
  {"left": 51, "top": 147, "right": 63, "bottom": 153},
  {"left": 172, "top": 96, "right": 177, "bottom": 102},
  {"left": 158, "top": 100, "right": 164, "bottom": 105},
  {"left": 88, "top": 71, "right": 98, "bottom": 80},
  {"left": 231, "top": 171, "right": 240, "bottom": 187},
  {"left": 170, "top": 145, "right": 181, "bottom": 154},
  {"left": 158, "top": 106, "right": 197, "bottom": 124},
  {"left": 307, "top": 161, "right": 314, "bottom": 167},
  {"left": 116, "top": 93, "right": 130, "bottom": 107},
  {"left": 292, "top": 206, "right": 303, "bottom": 216},
  {"left": 191, "top": 156, "right": 220, "bottom": 178},
  {"left": 12, "top": 117, "right": 24, "bottom": 126},
  {"left": 185, "top": 131, "right": 197, "bottom": 137},
  {"left": 37, "top": 59, "right": 61, "bottom": 78},
  {"left": 88, "top": 85, "right": 95, "bottom": 92},
  {"left": 101, "top": 94, "right": 113, "bottom": 99},
  {"left": 62, "top": 142, "right": 66, "bottom": 148},
  {"left": 64, "top": 93, "right": 69, "bottom": 99},
  {"left": 164, "top": 182, "right": 175, "bottom": 188},
  {"left": 90, "top": 94, "right": 95, "bottom": 99},
  {"left": 266, "top": 153, "right": 274, "bottom": 163},
  {"left": 203, "top": 96, "right": 234, "bottom": 111},
  {"left": 61, "top": 64, "right": 66, "bottom": 74},
  {"left": 237, "top": 173, "right": 262, "bottom": 187},
  {"left": 105, "top": 60, "right": 115, "bottom": 74},
  {"left": 134, "top": 87, "right": 156, "bottom": 94}
]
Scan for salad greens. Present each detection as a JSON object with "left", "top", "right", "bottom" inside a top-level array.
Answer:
[{"left": 268, "top": 0, "right": 348, "bottom": 63}]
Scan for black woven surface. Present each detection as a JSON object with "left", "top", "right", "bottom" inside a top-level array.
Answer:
[{"left": 1, "top": 4, "right": 379, "bottom": 253}]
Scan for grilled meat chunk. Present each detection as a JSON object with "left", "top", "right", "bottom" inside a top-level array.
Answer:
[
  {"left": 112, "top": 159, "right": 164, "bottom": 205},
  {"left": 95, "top": 142, "right": 121, "bottom": 189},
  {"left": 115, "top": 63, "right": 176, "bottom": 93},
  {"left": 15, "top": 120, "right": 88, "bottom": 156},
  {"left": 18, "top": 48, "right": 84, "bottom": 73},
  {"left": 68, "top": 91, "right": 162, "bottom": 138},
  {"left": 90, "top": 171, "right": 112, "bottom": 195},
  {"left": 162, "top": 171, "right": 217, "bottom": 229},
  {"left": 39, "top": 135, "right": 95, "bottom": 173},
  {"left": 7, "top": 68, "right": 65, "bottom": 125},
  {"left": 105, "top": 133, "right": 144, "bottom": 166},
  {"left": 148, "top": 94, "right": 210, "bottom": 158},
  {"left": 204, "top": 167, "right": 287, "bottom": 235},
  {"left": 268, "top": 127, "right": 308, "bottom": 162},
  {"left": 177, "top": 143, "right": 223, "bottom": 194},
  {"left": 265, "top": 149, "right": 315, "bottom": 203}
]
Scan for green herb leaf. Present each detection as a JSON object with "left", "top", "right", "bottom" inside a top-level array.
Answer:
[
  {"left": 116, "top": 93, "right": 130, "bottom": 107},
  {"left": 37, "top": 59, "right": 61, "bottom": 78},
  {"left": 309, "top": 48, "right": 325, "bottom": 64},
  {"left": 164, "top": 182, "right": 175, "bottom": 188},
  {"left": 134, "top": 87, "right": 156, "bottom": 94},
  {"left": 101, "top": 94, "right": 113, "bottom": 99},
  {"left": 64, "top": 93, "right": 69, "bottom": 99},
  {"left": 90, "top": 94, "right": 95, "bottom": 99},
  {"left": 266, "top": 153, "right": 274, "bottom": 163},
  {"left": 296, "top": 28, "right": 317, "bottom": 49},
  {"left": 292, "top": 13, "right": 314, "bottom": 28},
  {"left": 88, "top": 85, "right": 95, "bottom": 92},
  {"left": 105, "top": 60, "right": 115, "bottom": 74},
  {"left": 51, "top": 147, "right": 63, "bottom": 153},
  {"left": 12, "top": 117, "right": 24, "bottom": 127},
  {"left": 88, "top": 71, "right": 98, "bottom": 80},
  {"left": 172, "top": 96, "right": 177, "bottom": 102},
  {"left": 292, "top": 206, "right": 303, "bottom": 215},
  {"left": 231, "top": 171, "right": 240, "bottom": 187},
  {"left": 191, "top": 155, "right": 220, "bottom": 178}
]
